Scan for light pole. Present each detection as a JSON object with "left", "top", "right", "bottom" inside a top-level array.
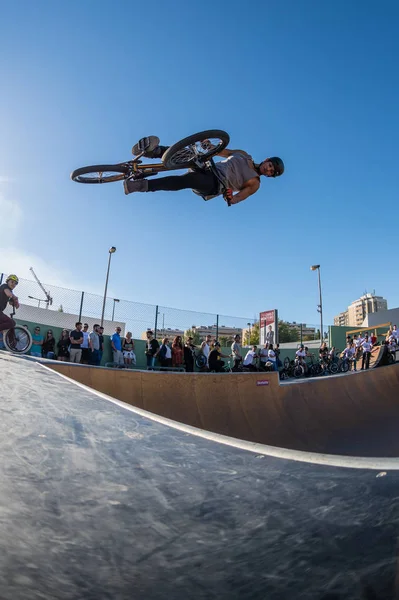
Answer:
[
  {"left": 247, "top": 322, "right": 251, "bottom": 346},
  {"left": 101, "top": 247, "right": 116, "bottom": 327},
  {"left": 28, "top": 295, "right": 46, "bottom": 308},
  {"left": 310, "top": 265, "right": 323, "bottom": 343},
  {"left": 112, "top": 298, "right": 120, "bottom": 321}
]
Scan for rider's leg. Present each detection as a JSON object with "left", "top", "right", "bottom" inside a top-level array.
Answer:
[
  {"left": 124, "top": 170, "right": 219, "bottom": 196},
  {"left": 0, "top": 312, "right": 15, "bottom": 332}
]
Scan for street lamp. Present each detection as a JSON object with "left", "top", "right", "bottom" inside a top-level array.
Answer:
[
  {"left": 28, "top": 295, "right": 46, "bottom": 308},
  {"left": 112, "top": 298, "right": 120, "bottom": 321},
  {"left": 101, "top": 247, "right": 116, "bottom": 327},
  {"left": 247, "top": 322, "right": 251, "bottom": 346},
  {"left": 310, "top": 265, "right": 323, "bottom": 343}
]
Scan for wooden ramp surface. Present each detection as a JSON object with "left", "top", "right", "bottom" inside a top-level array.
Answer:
[{"left": 48, "top": 361, "right": 399, "bottom": 457}]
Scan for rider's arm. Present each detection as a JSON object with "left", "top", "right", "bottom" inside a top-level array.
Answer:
[
  {"left": 230, "top": 178, "right": 260, "bottom": 205},
  {"left": 216, "top": 148, "right": 251, "bottom": 158},
  {"left": 4, "top": 288, "right": 19, "bottom": 307}
]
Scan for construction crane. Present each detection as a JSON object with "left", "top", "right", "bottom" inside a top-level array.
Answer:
[{"left": 29, "top": 267, "right": 53, "bottom": 308}]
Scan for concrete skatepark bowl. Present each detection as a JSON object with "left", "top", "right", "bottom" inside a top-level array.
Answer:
[{"left": 1, "top": 352, "right": 399, "bottom": 599}]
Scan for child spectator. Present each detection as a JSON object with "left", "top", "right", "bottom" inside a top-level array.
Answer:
[
  {"left": 342, "top": 342, "right": 356, "bottom": 372},
  {"left": 30, "top": 326, "right": 44, "bottom": 358},
  {"left": 42, "top": 329, "right": 56, "bottom": 359},
  {"left": 172, "top": 336, "right": 184, "bottom": 368},
  {"left": 122, "top": 332, "right": 136, "bottom": 366},
  {"left": 361, "top": 335, "right": 372, "bottom": 370},
  {"left": 57, "top": 330, "right": 70, "bottom": 361}
]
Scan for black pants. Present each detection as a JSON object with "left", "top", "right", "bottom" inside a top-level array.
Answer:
[
  {"left": 210, "top": 360, "right": 225, "bottom": 372},
  {"left": 185, "top": 359, "right": 194, "bottom": 373},
  {"left": 233, "top": 359, "right": 242, "bottom": 372},
  {"left": 362, "top": 352, "right": 371, "bottom": 370},
  {"left": 148, "top": 170, "right": 219, "bottom": 196}
]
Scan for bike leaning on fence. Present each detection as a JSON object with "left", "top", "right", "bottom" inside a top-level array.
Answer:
[{"left": 2, "top": 303, "right": 32, "bottom": 355}]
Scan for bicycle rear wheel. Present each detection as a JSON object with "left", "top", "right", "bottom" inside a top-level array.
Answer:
[
  {"left": 71, "top": 163, "right": 130, "bottom": 184},
  {"left": 329, "top": 362, "right": 339, "bottom": 374},
  {"left": 162, "top": 130, "right": 230, "bottom": 169},
  {"left": 340, "top": 360, "right": 350, "bottom": 373},
  {"left": 195, "top": 354, "right": 207, "bottom": 369},
  {"left": 3, "top": 327, "right": 32, "bottom": 354}
]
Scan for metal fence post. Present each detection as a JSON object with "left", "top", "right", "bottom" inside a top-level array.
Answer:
[
  {"left": 216, "top": 315, "right": 219, "bottom": 341},
  {"left": 0, "top": 273, "right": 3, "bottom": 285},
  {"left": 154, "top": 305, "right": 159, "bottom": 338},
  {"left": 78, "top": 291, "right": 84, "bottom": 322},
  {"left": 300, "top": 323, "right": 303, "bottom": 345}
]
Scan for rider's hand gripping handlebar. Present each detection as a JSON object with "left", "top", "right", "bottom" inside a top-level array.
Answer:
[{"left": 223, "top": 188, "right": 233, "bottom": 207}]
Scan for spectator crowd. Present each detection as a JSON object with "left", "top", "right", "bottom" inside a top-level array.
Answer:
[{"left": 0, "top": 322, "right": 397, "bottom": 375}]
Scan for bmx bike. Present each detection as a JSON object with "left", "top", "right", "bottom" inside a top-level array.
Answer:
[
  {"left": 2, "top": 304, "right": 32, "bottom": 355},
  {"left": 71, "top": 128, "right": 230, "bottom": 193}
]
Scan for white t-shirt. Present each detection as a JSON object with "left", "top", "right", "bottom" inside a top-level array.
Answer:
[
  {"left": 343, "top": 347, "right": 354, "bottom": 359},
  {"left": 296, "top": 349, "right": 306, "bottom": 359},
  {"left": 202, "top": 342, "right": 210, "bottom": 359},
  {"left": 268, "top": 349, "right": 276, "bottom": 362},
  {"left": 392, "top": 329, "right": 398, "bottom": 340},
  {"left": 259, "top": 348, "right": 269, "bottom": 363},
  {"left": 243, "top": 350, "right": 257, "bottom": 366},
  {"left": 354, "top": 339, "right": 361, "bottom": 348},
  {"left": 362, "top": 341, "right": 372, "bottom": 352},
  {"left": 165, "top": 345, "right": 172, "bottom": 359}
]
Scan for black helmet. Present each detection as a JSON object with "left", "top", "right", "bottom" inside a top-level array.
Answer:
[
  {"left": 214, "top": 341, "right": 221, "bottom": 348},
  {"left": 267, "top": 157, "right": 284, "bottom": 177}
]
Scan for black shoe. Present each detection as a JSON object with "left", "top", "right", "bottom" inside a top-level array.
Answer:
[{"left": 132, "top": 136, "right": 160, "bottom": 157}]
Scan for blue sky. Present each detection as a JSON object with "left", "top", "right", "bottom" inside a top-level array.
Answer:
[{"left": 1, "top": 0, "right": 398, "bottom": 329}]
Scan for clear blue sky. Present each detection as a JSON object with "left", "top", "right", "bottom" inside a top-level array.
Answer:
[{"left": 1, "top": 0, "right": 398, "bottom": 329}]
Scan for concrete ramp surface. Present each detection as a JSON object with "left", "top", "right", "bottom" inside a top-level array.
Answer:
[{"left": 2, "top": 353, "right": 399, "bottom": 599}]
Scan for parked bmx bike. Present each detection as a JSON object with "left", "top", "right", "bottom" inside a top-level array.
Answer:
[{"left": 2, "top": 304, "right": 32, "bottom": 354}]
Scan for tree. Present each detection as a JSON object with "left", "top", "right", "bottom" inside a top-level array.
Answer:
[
  {"left": 303, "top": 334, "right": 315, "bottom": 342},
  {"left": 278, "top": 320, "right": 298, "bottom": 344},
  {"left": 184, "top": 328, "right": 201, "bottom": 345},
  {"left": 219, "top": 336, "right": 230, "bottom": 348},
  {"left": 250, "top": 322, "right": 260, "bottom": 345},
  {"left": 58, "top": 305, "right": 64, "bottom": 312}
]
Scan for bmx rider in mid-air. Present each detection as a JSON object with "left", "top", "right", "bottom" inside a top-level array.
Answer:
[
  {"left": 0, "top": 275, "right": 20, "bottom": 332},
  {"left": 124, "top": 136, "right": 284, "bottom": 205}
]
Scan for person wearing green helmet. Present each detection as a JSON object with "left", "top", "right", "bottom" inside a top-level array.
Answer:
[
  {"left": 0, "top": 275, "right": 20, "bottom": 332},
  {"left": 125, "top": 136, "right": 284, "bottom": 206}
]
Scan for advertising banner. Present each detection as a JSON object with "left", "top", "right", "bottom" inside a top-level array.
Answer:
[{"left": 259, "top": 309, "right": 278, "bottom": 346}]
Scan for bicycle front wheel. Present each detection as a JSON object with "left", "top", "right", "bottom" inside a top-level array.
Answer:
[
  {"left": 162, "top": 130, "right": 230, "bottom": 169},
  {"left": 3, "top": 327, "right": 32, "bottom": 354},
  {"left": 71, "top": 163, "right": 130, "bottom": 184}
]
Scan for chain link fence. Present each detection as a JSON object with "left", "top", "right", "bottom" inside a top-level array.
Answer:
[{"left": 0, "top": 272, "right": 329, "bottom": 344}]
